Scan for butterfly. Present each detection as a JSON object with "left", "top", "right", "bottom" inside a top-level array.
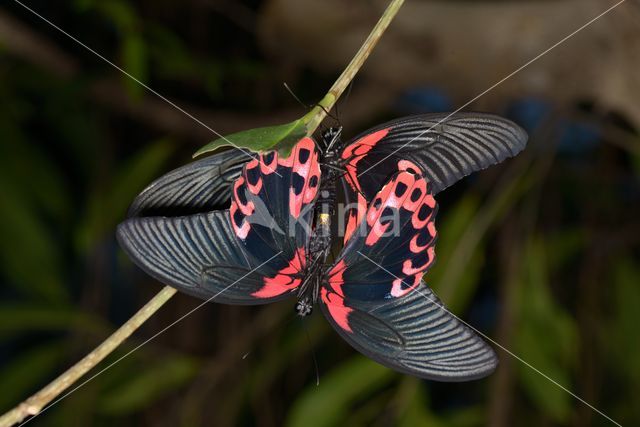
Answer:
[{"left": 117, "top": 113, "right": 527, "bottom": 381}]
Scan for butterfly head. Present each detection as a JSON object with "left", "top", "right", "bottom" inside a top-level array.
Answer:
[{"left": 295, "top": 297, "right": 313, "bottom": 317}]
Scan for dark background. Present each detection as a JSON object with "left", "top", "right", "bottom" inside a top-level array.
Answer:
[{"left": 1, "top": 0, "right": 638, "bottom": 426}]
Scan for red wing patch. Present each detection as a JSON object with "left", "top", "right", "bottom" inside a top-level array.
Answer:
[
  {"left": 251, "top": 247, "right": 306, "bottom": 298},
  {"left": 327, "top": 259, "right": 347, "bottom": 296},
  {"left": 230, "top": 175, "right": 254, "bottom": 239},
  {"left": 397, "top": 159, "right": 421, "bottom": 175},
  {"left": 320, "top": 260, "right": 353, "bottom": 332},
  {"left": 341, "top": 128, "right": 390, "bottom": 243},
  {"left": 321, "top": 287, "right": 353, "bottom": 332},
  {"left": 321, "top": 260, "right": 353, "bottom": 332},
  {"left": 227, "top": 137, "right": 320, "bottom": 301},
  {"left": 341, "top": 128, "right": 391, "bottom": 192},
  {"left": 229, "top": 137, "right": 320, "bottom": 240},
  {"left": 343, "top": 192, "right": 367, "bottom": 244},
  {"left": 288, "top": 137, "right": 321, "bottom": 219},
  {"left": 330, "top": 169, "right": 438, "bottom": 302}
]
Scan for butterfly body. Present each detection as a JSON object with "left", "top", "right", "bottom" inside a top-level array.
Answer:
[
  {"left": 117, "top": 113, "right": 528, "bottom": 381},
  {"left": 292, "top": 127, "right": 347, "bottom": 317}
]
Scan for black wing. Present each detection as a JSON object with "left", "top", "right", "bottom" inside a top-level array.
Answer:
[
  {"left": 118, "top": 211, "right": 291, "bottom": 304},
  {"left": 117, "top": 138, "right": 321, "bottom": 303},
  {"left": 320, "top": 282, "right": 498, "bottom": 381},
  {"left": 128, "top": 148, "right": 247, "bottom": 217},
  {"left": 340, "top": 113, "right": 528, "bottom": 202},
  {"left": 322, "top": 170, "right": 496, "bottom": 380}
]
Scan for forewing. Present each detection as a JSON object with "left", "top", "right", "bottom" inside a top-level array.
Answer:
[
  {"left": 230, "top": 137, "right": 320, "bottom": 254},
  {"left": 228, "top": 136, "right": 321, "bottom": 298},
  {"left": 340, "top": 113, "right": 528, "bottom": 202},
  {"left": 117, "top": 138, "right": 320, "bottom": 303}
]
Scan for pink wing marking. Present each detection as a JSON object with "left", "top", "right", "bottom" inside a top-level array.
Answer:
[
  {"left": 347, "top": 168, "right": 438, "bottom": 299},
  {"left": 397, "top": 159, "right": 422, "bottom": 175},
  {"left": 411, "top": 195, "right": 436, "bottom": 229},
  {"left": 229, "top": 137, "right": 321, "bottom": 238},
  {"left": 341, "top": 128, "right": 391, "bottom": 192},
  {"left": 230, "top": 175, "right": 255, "bottom": 239},
  {"left": 232, "top": 177, "right": 255, "bottom": 215},
  {"left": 244, "top": 158, "right": 263, "bottom": 195},
  {"left": 409, "top": 220, "right": 437, "bottom": 253},
  {"left": 390, "top": 274, "right": 422, "bottom": 298},
  {"left": 364, "top": 171, "right": 427, "bottom": 246},
  {"left": 344, "top": 192, "right": 367, "bottom": 244},
  {"left": 287, "top": 137, "right": 321, "bottom": 218},
  {"left": 230, "top": 202, "right": 251, "bottom": 239},
  {"left": 325, "top": 259, "right": 352, "bottom": 332},
  {"left": 260, "top": 151, "right": 278, "bottom": 175},
  {"left": 251, "top": 247, "right": 306, "bottom": 298},
  {"left": 340, "top": 128, "right": 391, "bottom": 240},
  {"left": 402, "top": 246, "right": 436, "bottom": 275},
  {"left": 391, "top": 245, "right": 436, "bottom": 298},
  {"left": 327, "top": 259, "right": 347, "bottom": 296},
  {"left": 321, "top": 287, "right": 353, "bottom": 333}
]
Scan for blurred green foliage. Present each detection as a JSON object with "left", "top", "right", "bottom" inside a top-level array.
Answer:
[{"left": 0, "top": 1, "right": 638, "bottom": 427}]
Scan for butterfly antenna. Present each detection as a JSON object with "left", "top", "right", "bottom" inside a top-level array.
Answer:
[
  {"left": 314, "top": 103, "right": 340, "bottom": 124},
  {"left": 303, "top": 321, "right": 320, "bottom": 386},
  {"left": 284, "top": 82, "right": 309, "bottom": 110}
]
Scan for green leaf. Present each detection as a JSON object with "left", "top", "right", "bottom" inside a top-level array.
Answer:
[
  {"left": 286, "top": 356, "right": 395, "bottom": 427},
  {"left": 514, "top": 237, "right": 577, "bottom": 422},
  {"left": 194, "top": 92, "right": 336, "bottom": 157},
  {"left": 605, "top": 258, "right": 640, "bottom": 422},
  {"left": 607, "top": 258, "right": 640, "bottom": 382},
  {"left": 122, "top": 33, "right": 147, "bottom": 99},
  {"left": 0, "top": 182, "right": 67, "bottom": 302},
  {"left": 98, "top": 355, "right": 199, "bottom": 415},
  {"left": 545, "top": 228, "right": 585, "bottom": 271},
  {"left": 194, "top": 118, "right": 308, "bottom": 158},
  {"left": 95, "top": 0, "right": 137, "bottom": 32}
]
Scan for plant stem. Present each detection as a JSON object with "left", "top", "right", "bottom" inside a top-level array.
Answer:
[
  {"left": 304, "top": 0, "right": 405, "bottom": 135},
  {"left": 0, "top": 286, "right": 177, "bottom": 427}
]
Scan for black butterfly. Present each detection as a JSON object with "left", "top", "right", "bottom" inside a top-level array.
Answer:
[{"left": 117, "top": 113, "right": 527, "bottom": 381}]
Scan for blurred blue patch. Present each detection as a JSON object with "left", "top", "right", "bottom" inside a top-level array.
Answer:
[
  {"left": 505, "top": 98, "right": 551, "bottom": 133},
  {"left": 557, "top": 120, "right": 601, "bottom": 154},
  {"left": 506, "top": 98, "right": 602, "bottom": 155},
  {"left": 396, "top": 87, "right": 453, "bottom": 113}
]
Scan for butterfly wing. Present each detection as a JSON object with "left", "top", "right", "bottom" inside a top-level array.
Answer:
[
  {"left": 321, "top": 171, "right": 497, "bottom": 380},
  {"left": 320, "top": 282, "right": 497, "bottom": 381},
  {"left": 117, "top": 138, "right": 321, "bottom": 303},
  {"left": 128, "top": 148, "right": 247, "bottom": 217},
  {"left": 340, "top": 112, "right": 528, "bottom": 202}
]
